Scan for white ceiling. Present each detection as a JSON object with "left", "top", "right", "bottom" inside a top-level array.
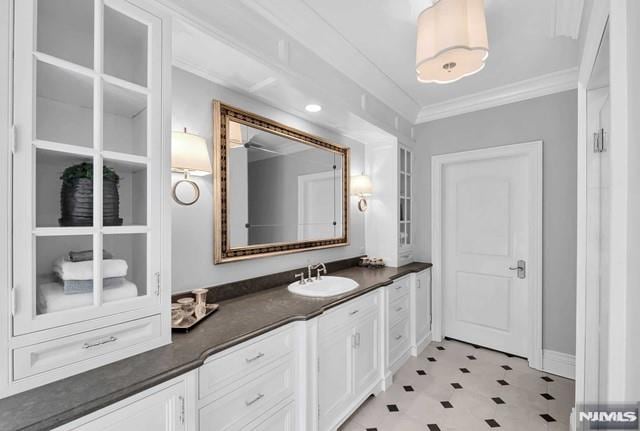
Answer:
[
  {"left": 166, "top": 0, "right": 584, "bottom": 138},
  {"left": 244, "top": 0, "right": 581, "bottom": 114}
]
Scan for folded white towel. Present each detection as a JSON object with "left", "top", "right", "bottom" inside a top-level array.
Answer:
[
  {"left": 53, "top": 257, "right": 128, "bottom": 281},
  {"left": 37, "top": 279, "right": 138, "bottom": 314}
]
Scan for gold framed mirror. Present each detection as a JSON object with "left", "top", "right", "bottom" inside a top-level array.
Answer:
[{"left": 213, "top": 101, "right": 350, "bottom": 263}]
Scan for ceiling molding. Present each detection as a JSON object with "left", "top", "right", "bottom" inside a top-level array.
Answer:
[
  {"left": 240, "top": 0, "right": 421, "bottom": 123},
  {"left": 415, "top": 67, "right": 578, "bottom": 123}
]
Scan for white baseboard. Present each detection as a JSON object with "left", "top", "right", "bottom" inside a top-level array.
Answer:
[
  {"left": 411, "top": 331, "right": 432, "bottom": 357},
  {"left": 542, "top": 349, "right": 575, "bottom": 379}
]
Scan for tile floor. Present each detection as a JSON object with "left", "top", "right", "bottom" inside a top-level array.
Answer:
[{"left": 339, "top": 339, "right": 575, "bottom": 431}]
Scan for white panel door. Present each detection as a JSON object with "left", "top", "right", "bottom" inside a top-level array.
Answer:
[
  {"left": 354, "top": 311, "right": 379, "bottom": 396},
  {"left": 69, "top": 383, "right": 185, "bottom": 431},
  {"left": 318, "top": 328, "right": 353, "bottom": 431},
  {"left": 413, "top": 270, "right": 431, "bottom": 345},
  {"left": 443, "top": 153, "right": 530, "bottom": 356},
  {"left": 297, "top": 171, "right": 338, "bottom": 240}
]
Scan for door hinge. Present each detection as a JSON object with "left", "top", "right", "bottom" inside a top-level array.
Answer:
[
  {"left": 10, "top": 125, "right": 16, "bottom": 154},
  {"left": 593, "top": 128, "right": 606, "bottom": 153},
  {"left": 154, "top": 272, "right": 160, "bottom": 296}
]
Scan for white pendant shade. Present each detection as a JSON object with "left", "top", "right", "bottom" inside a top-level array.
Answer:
[
  {"left": 416, "top": 0, "right": 489, "bottom": 84},
  {"left": 171, "top": 129, "right": 212, "bottom": 176},
  {"left": 351, "top": 175, "right": 373, "bottom": 197}
]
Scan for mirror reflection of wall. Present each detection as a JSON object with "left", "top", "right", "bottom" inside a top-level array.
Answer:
[{"left": 227, "top": 121, "right": 344, "bottom": 248}]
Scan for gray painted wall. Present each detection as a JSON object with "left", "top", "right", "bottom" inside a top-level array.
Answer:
[
  {"left": 171, "top": 67, "right": 365, "bottom": 293},
  {"left": 413, "top": 90, "right": 578, "bottom": 356}
]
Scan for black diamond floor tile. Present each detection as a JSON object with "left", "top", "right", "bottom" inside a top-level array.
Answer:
[
  {"left": 403, "top": 385, "right": 414, "bottom": 392},
  {"left": 541, "top": 376, "right": 554, "bottom": 382},
  {"left": 460, "top": 368, "right": 470, "bottom": 373},
  {"left": 491, "top": 397, "right": 505, "bottom": 405},
  {"left": 386, "top": 404, "right": 399, "bottom": 412},
  {"left": 485, "top": 419, "right": 501, "bottom": 428},
  {"left": 440, "top": 401, "right": 453, "bottom": 408},
  {"left": 427, "top": 425, "right": 441, "bottom": 431},
  {"left": 417, "top": 369, "right": 427, "bottom": 375},
  {"left": 427, "top": 357, "right": 437, "bottom": 362},
  {"left": 366, "top": 428, "right": 378, "bottom": 431},
  {"left": 451, "top": 382, "right": 463, "bottom": 389},
  {"left": 467, "top": 355, "right": 477, "bottom": 360},
  {"left": 501, "top": 365, "right": 512, "bottom": 370},
  {"left": 540, "top": 414, "right": 556, "bottom": 422},
  {"left": 497, "top": 379, "right": 509, "bottom": 386},
  {"left": 436, "top": 346, "right": 445, "bottom": 351},
  {"left": 540, "top": 393, "right": 555, "bottom": 400}
]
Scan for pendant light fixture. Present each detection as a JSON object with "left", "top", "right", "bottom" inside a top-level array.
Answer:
[{"left": 416, "top": 0, "right": 489, "bottom": 84}]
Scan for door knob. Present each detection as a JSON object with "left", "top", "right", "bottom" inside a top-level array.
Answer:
[{"left": 509, "top": 260, "right": 526, "bottom": 279}]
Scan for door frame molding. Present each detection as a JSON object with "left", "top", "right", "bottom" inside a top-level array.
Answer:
[{"left": 431, "top": 141, "right": 543, "bottom": 370}]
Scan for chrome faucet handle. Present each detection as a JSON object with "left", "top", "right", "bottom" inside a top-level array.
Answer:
[
  {"left": 315, "top": 263, "right": 327, "bottom": 280},
  {"left": 295, "top": 272, "right": 306, "bottom": 285},
  {"left": 307, "top": 265, "right": 315, "bottom": 282}
]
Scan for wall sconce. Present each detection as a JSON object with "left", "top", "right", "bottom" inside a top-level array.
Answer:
[
  {"left": 171, "top": 128, "right": 211, "bottom": 206},
  {"left": 351, "top": 175, "right": 373, "bottom": 212}
]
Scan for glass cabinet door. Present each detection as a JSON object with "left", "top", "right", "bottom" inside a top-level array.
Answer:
[
  {"left": 13, "top": 0, "right": 162, "bottom": 335},
  {"left": 399, "top": 146, "right": 412, "bottom": 248}
]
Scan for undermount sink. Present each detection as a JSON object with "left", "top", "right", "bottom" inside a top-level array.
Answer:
[{"left": 288, "top": 276, "right": 359, "bottom": 297}]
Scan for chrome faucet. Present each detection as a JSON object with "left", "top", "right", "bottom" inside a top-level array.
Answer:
[
  {"left": 295, "top": 272, "right": 306, "bottom": 285},
  {"left": 309, "top": 262, "right": 327, "bottom": 281}
]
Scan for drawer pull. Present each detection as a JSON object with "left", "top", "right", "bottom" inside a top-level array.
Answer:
[
  {"left": 349, "top": 309, "right": 359, "bottom": 316},
  {"left": 245, "top": 352, "right": 265, "bottom": 363},
  {"left": 245, "top": 393, "right": 264, "bottom": 407},
  {"left": 395, "top": 334, "right": 403, "bottom": 341},
  {"left": 395, "top": 306, "right": 403, "bottom": 312},
  {"left": 82, "top": 336, "right": 117, "bottom": 349}
]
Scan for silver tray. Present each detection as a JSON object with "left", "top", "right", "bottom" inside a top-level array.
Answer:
[{"left": 171, "top": 303, "right": 219, "bottom": 332}]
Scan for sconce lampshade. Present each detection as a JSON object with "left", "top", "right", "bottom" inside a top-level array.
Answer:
[
  {"left": 171, "top": 128, "right": 211, "bottom": 176},
  {"left": 351, "top": 175, "right": 373, "bottom": 197},
  {"left": 416, "top": 0, "right": 489, "bottom": 84}
]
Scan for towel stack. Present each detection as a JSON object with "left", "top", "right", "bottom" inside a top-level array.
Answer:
[{"left": 37, "top": 250, "right": 139, "bottom": 314}]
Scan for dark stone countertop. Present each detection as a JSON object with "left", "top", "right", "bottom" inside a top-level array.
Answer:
[{"left": 0, "top": 262, "right": 431, "bottom": 431}]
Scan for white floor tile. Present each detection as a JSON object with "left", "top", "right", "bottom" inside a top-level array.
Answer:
[{"left": 338, "top": 339, "right": 575, "bottom": 431}]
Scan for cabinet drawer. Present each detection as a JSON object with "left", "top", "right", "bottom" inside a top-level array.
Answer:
[
  {"left": 198, "top": 359, "right": 294, "bottom": 431},
  {"left": 248, "top": 400, "right": 295, "bottom": 431},
  {"left": 13, "top": 315, "right": 162, "bottom": 381},
  {"left": 199, "top": 327, "right": 293, "bottom": 400},
  {"left": 388, "top": 317, "right": 410, "bottom": 364},
  {"left": 319, "top": 291, "right": 378, "bottom": 337},
  {"left": 388, "top": 277, "right": 410, "bottom": 303},
  {"left": 388, "top": 294, "right": 410, "bottom": 326}
]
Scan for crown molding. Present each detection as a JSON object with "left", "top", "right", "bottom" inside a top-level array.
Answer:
[{"left": 415, "top": 68, "right": 578, "bottom": 123}]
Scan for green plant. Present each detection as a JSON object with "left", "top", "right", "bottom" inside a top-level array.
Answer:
[{"left": 60, "top": 162, "right": 119, "bottom": 185}]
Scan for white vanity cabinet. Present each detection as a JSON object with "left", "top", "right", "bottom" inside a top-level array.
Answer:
[
  {"left": 53, "top": 374, "right": 193, "bottom": 431},
  {"left": 411, "top": 268, "right": 432, "bottom": 356},
  {"left": 318, "top": 291, "right": 382, "bottom": 431},
  {"left": 385, "top": 276, "right": 412, "bottom": 373},
  {"left": 197, "top": 325, "right": 299, "bottom": 431},
  {"left": 6, "top": 0, "right": 172, "bottom": 396}
]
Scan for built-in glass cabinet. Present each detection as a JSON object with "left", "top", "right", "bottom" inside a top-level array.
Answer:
[
  {"left": 399, "top": 146, "right": 412, "bottom": 249},
  {"left": 12, "top": 0, "right": 165, "bottom": 337}
]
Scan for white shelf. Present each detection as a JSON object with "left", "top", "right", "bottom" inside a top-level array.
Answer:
[
  {"left": 102, "top": 225, "right": 149, "bottom": 235},
  {"left": 34, "top": 140, "right": 96, "bottom": 158},
  {"left": 34, "top": 227, "right": 95, "bottom": 237},
  {"left": 102, "top": 151, "right": 148, "bottom": 167}
]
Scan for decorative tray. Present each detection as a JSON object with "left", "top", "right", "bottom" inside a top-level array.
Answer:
[{"left": 172, "top": 303, "right": 219, "bottom": 332}]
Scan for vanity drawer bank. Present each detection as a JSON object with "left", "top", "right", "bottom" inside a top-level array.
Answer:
[{"left": 0, "top": 262, "right": 431, "bottom": 431}]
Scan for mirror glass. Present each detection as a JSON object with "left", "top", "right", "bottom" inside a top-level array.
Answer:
[{"left": 227, "top": 120, "right": 344, "bottom": 248}]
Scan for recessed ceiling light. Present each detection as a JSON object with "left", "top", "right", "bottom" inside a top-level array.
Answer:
[{"left": 305, "top": 104, "right": 322, "bottom": 113}]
